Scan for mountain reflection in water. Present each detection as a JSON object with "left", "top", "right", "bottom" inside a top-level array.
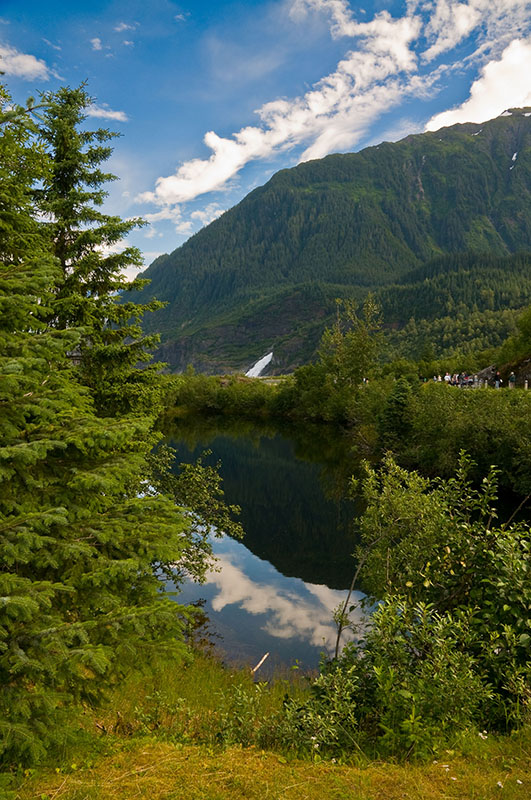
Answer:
[{"left": 165, "top": 416, "right": 366, "bottom": 671}]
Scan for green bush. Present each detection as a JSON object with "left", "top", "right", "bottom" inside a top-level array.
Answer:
[{"left": 279, "top": 597, "right": 489, "bottom": 761}]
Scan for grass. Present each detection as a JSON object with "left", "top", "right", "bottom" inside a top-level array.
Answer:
[
  {"left": 4, "top": 653, "right": 531, "bottom": 800},
  {"left": 10, "top": 730, "right": 530, "bottom": 800}
]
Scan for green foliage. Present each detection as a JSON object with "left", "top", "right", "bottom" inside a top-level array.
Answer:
[
  {"left": 497, "top": 304, "right": 531, "bottom": 364},
  {"left": 280, "top": 455, "right": 529, "bottom": 760},
  {"left": 377, "top": 377, "right": 414, "bottom": 448},
  {"left": 384, "top": 305, "right": 522, "bottom": 366},
  {"left": 35, "top": 85, "right": 165, "bottom": 417},
  {"left": 0, "top": 257, "right": 189, "bottom": 768},
  {"left": 169, "top": 372, "right": 276, "bottom": 417},
  {"left": 400, "top": 383, "right": 531, "bottom": 494},
  {"left": 0, "top": 85, "right": 228, "bottom": 768},
  {"left": 318, "top": 296, "right": 382, "bottom": 389},
  {"left": 379, "top": 252, "right": 531, "bottom": 326},
  {"left": 148, "top": 445, "right": 244, "bottom": 583},
  {"left": 281, "top": 599, "right": 489, "bottom": 760},
  {"left": 363, "top": 600, "right": 489, "bottom": 758},
  {"left": 357, "top": 454, "right": 531, "bottom": 727},
  {"left": 259, "top": 296, "right": 384, "bottom": 423}
]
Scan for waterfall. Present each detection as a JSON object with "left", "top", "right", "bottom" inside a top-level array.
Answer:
[{"left": 245, "top": 351, "right": 273, "bottom": 377}]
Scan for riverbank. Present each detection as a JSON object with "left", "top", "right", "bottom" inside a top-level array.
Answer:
[
  {"left": 13, "top": 733, "right": 531, "bottom": 800},
  {"left": 7, "top": 649, "right": 529, "bottom": 800}
]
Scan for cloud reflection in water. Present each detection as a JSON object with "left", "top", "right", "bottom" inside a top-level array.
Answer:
[{"left": 203, "top": 539, "right": 365, "bottom": 655}]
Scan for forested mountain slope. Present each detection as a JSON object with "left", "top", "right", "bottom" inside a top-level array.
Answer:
[{"left": 134, "top": 109, "right": 531, "bottom": 373}]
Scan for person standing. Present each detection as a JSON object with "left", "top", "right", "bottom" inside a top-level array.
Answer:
[{"left": 509, "top": 371, "right": 516, "bottom": 389}]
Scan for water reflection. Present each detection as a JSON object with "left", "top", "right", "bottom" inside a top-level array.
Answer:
[
  {"left": 164, "top": 416, "right": 366, "bottom": 669},
  {"left": 164, "top": 416, "right": 363, "bottom": 589},
  {"left": 178, "top": 536, "right": 365, "bottom": 672}
]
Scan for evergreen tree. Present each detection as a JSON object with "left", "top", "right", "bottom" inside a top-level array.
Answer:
[
  {"left": 378, "top": 376, "right": 414, "bottom": 449},
  {"left": 0, "top": 88, "right": 195, "bottom": 767},
  {"left": 35, "top": 85, "right": 163, "bottom": 417}
]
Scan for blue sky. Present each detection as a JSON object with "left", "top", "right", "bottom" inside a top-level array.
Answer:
[{"left": 2, "top": 0, "right": 531, "bottom": 276}]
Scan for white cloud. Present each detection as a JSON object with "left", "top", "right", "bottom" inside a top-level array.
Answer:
[
  {"left": 123, "top": 40, "right": 134, "bottom": 47},
  {"left": 144, "top": 204, "right": 194, "bottom": 235},
  {"left": 175, "top": 220, "right": 194, "bottom": 235},
  {"left": 90, "top": 37, "right": 103, "bottom": 51},
  {"left": 42, "top": 38, "right": 61, "bottom": 52},
  {"left": 420, "top": 1, "right": 479, "bottom": 61},
  {"left": 426, "top": 38, "right": 531, "bottom": 129},
  {"left": 289, "top": 0, "right": 355, "bottom": 37},
  {"left": 114, "top": 22, "right": 136, "bottom": 32},
  {"left": 144, "top": 206, "right": 183, "bottom": 224},
  {"left": 0, "top": 42, "right": 50, "bottom": 80},
  {"left": 138, "top": 0, "right": 531, "bottom": 217},
  {"left": 86, "top": 104, "right": 129, "bottom": 122},
  {"left": 138, "top": 12, "right": 421, "bottom": 208},
  {"left": 190, "top": 203, "right": 226, "bottom": 226}
]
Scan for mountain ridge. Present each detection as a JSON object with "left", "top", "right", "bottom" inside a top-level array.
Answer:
[{"left": 133, "top": 109, "right": 531, "bottom": 373}]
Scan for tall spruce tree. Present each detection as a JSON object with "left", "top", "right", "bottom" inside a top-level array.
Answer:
[
  {"left": 0, "top": 88, "right": 197, "bottom": 767},
  {"left": 35, "top": 85, "right": 164, "bottom": 417},
  {"left": 33, "top": 84, "right": 244, "bottom": 547}
]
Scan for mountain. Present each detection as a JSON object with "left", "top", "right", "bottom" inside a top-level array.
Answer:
[{"left": 133, "top": 109, "right": 531, "bottom": 373}]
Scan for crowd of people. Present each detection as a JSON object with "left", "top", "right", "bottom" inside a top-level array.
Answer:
[{"left": 431, "top": 370, "right": 518, "bottom": 388}]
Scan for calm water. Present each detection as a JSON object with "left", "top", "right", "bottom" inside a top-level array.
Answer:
[{"left": 164, "top": 417, "right": 366, "bottom": 673}]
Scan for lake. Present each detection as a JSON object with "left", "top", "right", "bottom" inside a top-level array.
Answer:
[{"left": 164, "top": 416, "right": 367, "bottom": 674}]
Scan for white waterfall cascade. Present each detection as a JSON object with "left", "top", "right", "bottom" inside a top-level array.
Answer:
[{"left": 245, "top": 351, "right": 273, "bottom": 378}]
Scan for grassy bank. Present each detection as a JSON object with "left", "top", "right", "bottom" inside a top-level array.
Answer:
[
  {"left": 5, "top": 653, "right": 530, "bottom": 800},
  {"left": 12, "top": 734, "right": 531, "bottom": 800}
]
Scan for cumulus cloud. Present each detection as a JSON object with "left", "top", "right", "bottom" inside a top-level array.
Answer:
[
  {"left": 426, "top": 38, "right": 531, "bottom": 129},
  {"left": 139, "top": 0, "right": 531, "bottom": 218},
  {"left": 143, "top": 206, "right": 183, "bottom": 224},
  {"left": 86, "top": 104, "right": 129, "bottom": 122},
  {"left": 190, "top": 203, "right": 226, "bottom": 226},
  {"left": 0, "top": 42, "right": 51, "bottom": 80},
  {"left": 114, "top": 22, "right": 137, "bottom": 32},
  {"left": 143, "top": 202, "right": 224, "bottom": 236},
  {"left": 90, "top": 37, "right": 103, "bottom": 51}
]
